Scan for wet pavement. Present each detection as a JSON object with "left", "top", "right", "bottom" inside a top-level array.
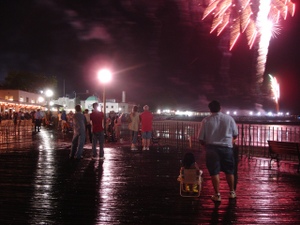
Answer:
[{"left": 1, "top": 129, "right": 300, "bottom": 225}]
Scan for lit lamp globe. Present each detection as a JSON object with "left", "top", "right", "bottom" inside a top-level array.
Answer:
[
  {"left": 97, "top": 69, "right": 112, "bottom": 84},
  {"left": 38, "top": 96, "right": 45, "bottom": 103},
  {"left": 45, "top": 89, "right": 54, "bottom": 98},
  {"left": 45, "top": 89, "right": 54, "bottom": 111}
]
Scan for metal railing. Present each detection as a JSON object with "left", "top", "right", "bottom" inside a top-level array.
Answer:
[
  {"left": 0, "top": 120, "right": 34, "bottom": 147},
  {"left": 1, "top": 119, "right": 300, "bottom": 161},
  {"left": 121, "top": 121, "right": 300, "bottom": 161}
]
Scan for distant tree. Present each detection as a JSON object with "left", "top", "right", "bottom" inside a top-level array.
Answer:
[{"left": 1, "top": 71, "right": 57, "bottom": 93}]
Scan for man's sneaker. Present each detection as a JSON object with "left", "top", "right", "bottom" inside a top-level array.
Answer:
[
  {"left": 146, "top": 147, "right": 150, "bottom": 150},
  {"left": 229, "top": 191, "right": 236, "bottom": 199},
  {"left": 142, "top": 147, "right": 146, "bottom": 150},
  {"left": 211, "top": 194, "right": 221, "bottom": 202}
]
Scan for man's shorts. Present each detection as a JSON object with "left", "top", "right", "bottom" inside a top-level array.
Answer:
[
  {"left": 205, "top": 145, "right": 235, "bottom": 176},
  {"left": 142, "top": 131, "right": 152, "bottom": 139}
]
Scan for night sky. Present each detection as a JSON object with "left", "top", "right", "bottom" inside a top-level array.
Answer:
[{"left": 1, "top": 0, "right": 300, "bottom": 113}]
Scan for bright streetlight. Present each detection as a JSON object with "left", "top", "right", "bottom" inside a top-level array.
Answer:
[
  {"left": 97, "top": 69, "right": 112, "bottom": 133},
  {"left": 45, "top": 89, "right": 53, "bottom": 98},
  {"left": 98, "top": 69, "right": 112, "bottom": 84},
  {"left": 45, "top": 89, "right": 54, "bottom": 111}
]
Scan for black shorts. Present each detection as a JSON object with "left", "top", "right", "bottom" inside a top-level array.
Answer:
[{"left": 205, "top": 145, "right": 235, "bottom": 176}]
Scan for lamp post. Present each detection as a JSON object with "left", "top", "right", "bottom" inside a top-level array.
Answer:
[{"left": 97, "top": 69, "right": 112, "bottom": 133}]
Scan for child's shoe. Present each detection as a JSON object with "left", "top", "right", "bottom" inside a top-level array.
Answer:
[
  {"left": 193, "top": 185, "right": 199, "bottom": 193},
  {"left": 185, "top": 184, "right": 190, "bottom": 192}
]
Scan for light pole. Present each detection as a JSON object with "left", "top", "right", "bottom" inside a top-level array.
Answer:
[{"left": 97, "top": 69, "right": 112, "bottom": 133}]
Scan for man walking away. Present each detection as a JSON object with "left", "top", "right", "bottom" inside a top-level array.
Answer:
[{"left": 198, "top": 100, "right": 238, "bottom": 202}]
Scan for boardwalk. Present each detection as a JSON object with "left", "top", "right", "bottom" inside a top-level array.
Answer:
[{"left": 0, "top": 129, "right": 300, "bottom": 225}]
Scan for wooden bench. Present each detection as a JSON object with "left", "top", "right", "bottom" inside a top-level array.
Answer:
[{"left": 267, "top": 140, "right": 300, "bottom": 172}]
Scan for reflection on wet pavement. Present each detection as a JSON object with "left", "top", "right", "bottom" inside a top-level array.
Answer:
[{"left": 0, "top": 129, "right": 300, "bottom": 224}]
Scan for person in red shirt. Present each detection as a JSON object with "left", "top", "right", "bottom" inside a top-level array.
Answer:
[
  {"left": 139, "top": 105, "right": 153, "bottom": 150},
  {"left": 90, "top": 102, "right": 105, "bottom": 159}
]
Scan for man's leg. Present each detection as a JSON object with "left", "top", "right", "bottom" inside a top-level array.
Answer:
[
  {"left": 70, "top": 135, "right": 79, "bottom": 158},
  {"left": 88, "top": 125, "right": 92, "bottom": 143},
  {"left": 92, "top": 133, "right": 97, "bottom": 157},
  {"left": 99, "top": 131, "right": 104, "bottom": 158},
  {"left": 76, "top": 133, "right": 85, "bottom": 158},
  {"left": 211, "top": 174, "right": 222, "bottom": 201},
  {"left": 211, "top": 174, "right": 220, "bottom": 194},
  {"left": 226, "top": 174, "right": 235, "bottom": 191},
  {"left": 142, "top": 138, "right": 147, "bottom": 150},
  {"left": 146, "top": 138, "right": 150, "bottom": 148}
]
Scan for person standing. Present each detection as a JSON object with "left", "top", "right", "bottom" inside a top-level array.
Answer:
[
  {"left": 90, "top": 102, "right": 105, "bottom": 159},
  {"left": 57, "top": 111, "right": 62, "bottom": 131},
  {"left": 114, "top": 113, "right": 123, "bottom": 142},
  {"left": 84, "top": 109, "right": 92, "bottom": 143},
  {"left": 128, "top": 106, "right": 140, "bottom": 150},
  {"left": 34, "top": 109, "right": 43, "bottom": 132},
  {"left": 139, "top": 105, "right": 153, "bottom": 150},
  {"left": 70, "top": 105, "right": 86, "bottom": 159},
  {"left": 198, "top": 100, "right": 238, "bottom": 202},
  {"left": 61, "top": 110, "right": 68, "bottom": 132}
]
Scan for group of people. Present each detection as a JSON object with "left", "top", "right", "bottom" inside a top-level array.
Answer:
[
  {"left": 128, "top": 105, "right": 153, "bottom": 151},
  {"left": 70, "top": 99, "right": 238, "bottom": 203},
  {"left": 69, "top": 102, "right": 105, "bottom": 159},
  {"left": 70, "top": 103, "right": 154, "bottom": 159},
  {"left": 57, "top": 110, "right": 74, "bottom": 133},
  {"left": 0, "top": 109, "right": 51, "bottom": 132},
  {"left": 105, "top": 112, "right": 124, "bottom": 142}
]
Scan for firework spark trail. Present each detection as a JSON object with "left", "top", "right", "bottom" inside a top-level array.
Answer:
[
  {"left": 202, "top": 0, "right": 295, "bottom": 50},
  {"left": 269, "top": 74, "right": 280, "bottom": 112},
  {"left": 202, "top": 0, "right": 295, "bottom": 93},
  {"left": 255, "top": 0, "right": 295, "bottom": 93},
  {"left": 256, "top": 0, "right": 272, "bottom": 85}
]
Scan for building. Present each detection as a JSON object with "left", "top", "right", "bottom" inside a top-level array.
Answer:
[
  {"left": 0, "top": 89, "right": 46, "bottom": 115},
  {"left": 52, "top": 91, "right": 135, "bottom": 114},
  {"left": 0, "top": 89, "right": 136, "bottom": 117}
]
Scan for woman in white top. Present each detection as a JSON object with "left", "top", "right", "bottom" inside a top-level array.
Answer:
[{"left": 128, "top": 105, "right": 140, "bottom": 150}]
